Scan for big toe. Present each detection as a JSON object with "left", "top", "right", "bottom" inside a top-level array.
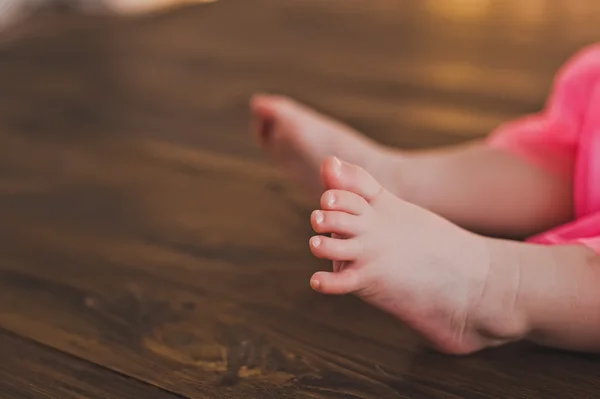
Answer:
[
  {"left": 250, "top": 94, "right": 278, "bottom": 118},
  {"left": 250, "top": 94, "right": 308, "bottom": 120},
  {"left": 321, "top": 157, "right": 383, "bottom": 202},
  {"left": 250, "top": 94, "right": 306, "bottom": 144}
]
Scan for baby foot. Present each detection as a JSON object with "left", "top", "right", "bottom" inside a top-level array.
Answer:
[
  {"left": 251, "top": 94, "right": 401, "bottom": 197},
  {"left": 308, "top": 157, "right": 528, "bottom": 354},
  {"left": 91, "top": 0, "right": 215, "bottom": 15},
  {"left": 0, "top": 0, "right": 42, "bottom": 33}
]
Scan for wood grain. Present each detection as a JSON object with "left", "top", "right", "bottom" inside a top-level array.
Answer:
[
  {"left": 1, "top": 133, "right": 600, "bottom": 399},
  {"left": 0, "top": 330, "right": 180, "bottom": 399},
  {"left": 0, "top": 0, "right": 599, "bottom": 398}
]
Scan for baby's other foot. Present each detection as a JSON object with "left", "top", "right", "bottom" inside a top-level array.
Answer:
[
  {"left": 0, "top": 0, "right": 41, "bottom": 33},
  {"left": 99, "top": 0, "right": 214, "bottom": 15},
  {"left": 250, "top": 94, "right": 399, "bottom": 197},
  {"left": 308, "top": 157, "right": 528, "bottom": 354}
]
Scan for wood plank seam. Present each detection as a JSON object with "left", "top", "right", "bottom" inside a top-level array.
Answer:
[{"left": 0, "top": 326, "right": 192, "bottom": 399}]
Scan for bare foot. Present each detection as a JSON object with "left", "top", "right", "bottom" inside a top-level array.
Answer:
[
  {"left": 251, "top": 94, "right": 400, "bottom": 197},
  {"left": 77, "top": 0, "right": 216, "bottom": 15},
  {"left": 0, "top": 0, "right": 42, "bottom": 33},
  {"left": 307, "top": 157, "right": 529, "bottom": 354},
  {"left": 103, "top": 0, "right": 215, "bottom": 14}
]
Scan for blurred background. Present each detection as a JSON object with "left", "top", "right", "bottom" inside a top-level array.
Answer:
[{"left": 1, "top": 0, "right": 598, "bottom": 160}]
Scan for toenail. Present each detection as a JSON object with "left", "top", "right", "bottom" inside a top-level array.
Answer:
[
  {"left": 326, "top": 193, "right": 336, "bottom": 208},
  {"left": 311, "top": 236, "right": 322, "bottom": 248},
  {"left": 314, "top": 210, "right": 324, "bottom": 224},
  {"left": 310, "top": 279, "right": 321, "bottom": 290},
  {"left": 331, "top": 157, "right": 342, "bottom": 176}
]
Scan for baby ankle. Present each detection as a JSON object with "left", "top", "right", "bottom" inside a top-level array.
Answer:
[{"left": 474, "top": 239, "right": 532, "bottom": 343}]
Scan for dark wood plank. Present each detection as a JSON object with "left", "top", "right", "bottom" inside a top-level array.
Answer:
[
  {"left": 0, "top": 330, "right": 181, "bottom": 399},
  {"left": 1, "top": 133, "right": 600, "bottom": 398},
  {"left": 0, "top": 133, "right": 412, "bottom": 399}
]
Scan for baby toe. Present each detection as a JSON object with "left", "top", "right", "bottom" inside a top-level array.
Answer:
[
  {"left": 320, "top": 157, "right": 384, "bottom": 202},
  {"left": 310, "top": 269, "right": 362, "bottom": 295},
  {"left": 320, "top": 189, "right": 370, "bottom": 215},
  {"left": 309, "top": 235, "right": 362, "bottom": 261},
  {"left": 311, "top": 210, "right": 365, "bottom": 237}
]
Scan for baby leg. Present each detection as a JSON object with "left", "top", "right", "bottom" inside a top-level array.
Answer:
[
  {"left": 251, "top": 94, "right": 572, "bottom": 238},
  {"left": 395, "top": 142, "right": 573, "bottom": 238}
]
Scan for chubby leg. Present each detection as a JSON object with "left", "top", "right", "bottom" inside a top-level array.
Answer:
[
  {"left": 251, "top": 95, "right": 573, "bottom": 239},
  {"left": 394, "top": 142, "right": 573, "bottom": 238}
]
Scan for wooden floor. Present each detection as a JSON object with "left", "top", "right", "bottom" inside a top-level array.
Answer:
[{"left": 1, "top": 0, "right": 599, "bottom": 398}]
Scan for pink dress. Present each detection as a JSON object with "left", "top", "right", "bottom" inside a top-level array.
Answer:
[{"left": 487, "top": 44, "right": 600, "bottom": 252}]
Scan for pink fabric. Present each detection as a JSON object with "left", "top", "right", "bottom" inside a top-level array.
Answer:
[{"left": 487, "top": 44, "right": 600, "bottom": 252}]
